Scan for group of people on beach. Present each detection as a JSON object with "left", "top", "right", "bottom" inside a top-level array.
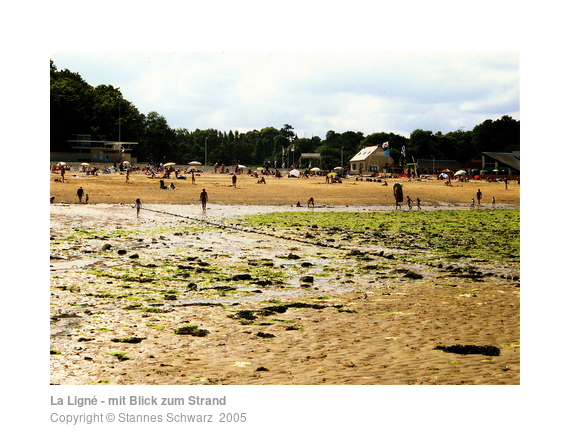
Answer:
[
  {"left": 76, "top": 187, "right": 88, "bottom": 204},
  {"left": 471, "top": 188, "right": 496, "bottom": 207},
  {"left": 134, "top": 188, "right": 209, "bottom": 218},
  {"left": 405, "top": 196, "right": 421, "bottom": 210}
]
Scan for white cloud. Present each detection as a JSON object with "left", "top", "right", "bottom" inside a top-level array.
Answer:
[{"left": 51, "top": 52, "right": 519, "bottom": 138}]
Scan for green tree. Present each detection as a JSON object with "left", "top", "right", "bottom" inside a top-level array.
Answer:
[
  {"left": 91, "top": 85, "right": 123, "bottom": 141},
  {"left": 137, "top": 112, "right": 175, "bottom": 163},
  {"left": 472, "top": 115, "right": 520, "bottom": 153},
  {"left": 408, "top": 129, "right": 437, "bottom": 160},
  {"left": 50, "top": 61, "right": 94, "bottom": 151}
]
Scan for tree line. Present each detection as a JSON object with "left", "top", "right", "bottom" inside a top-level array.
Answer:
[{"left": 51, "top": 60, "right": 520, "bottom": 168}]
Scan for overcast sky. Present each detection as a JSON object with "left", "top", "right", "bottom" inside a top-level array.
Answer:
[{"left": 51, "top": 52, "right": 519, "bottom": 139}]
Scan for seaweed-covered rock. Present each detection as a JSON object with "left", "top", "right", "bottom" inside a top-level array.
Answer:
[
  {"left": 434, "top": 344, "right": 500, "bottom": 356},
  {"left": 231, "top": 273, "right": 252, "bottom": 281}
]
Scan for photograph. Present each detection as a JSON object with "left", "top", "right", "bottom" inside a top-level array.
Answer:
[
  {"left": 11, "top": 6, "right": 560, "bottom": 431},
  {"left": 50, "top": 52, "right": 520, "bottom": 388}
]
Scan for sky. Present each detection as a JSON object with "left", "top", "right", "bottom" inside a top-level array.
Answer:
[{"left": 50, "top": 51, "right": 519, "bottom": 139}]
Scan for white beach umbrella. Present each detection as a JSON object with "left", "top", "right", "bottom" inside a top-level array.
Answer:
[
  {"left": 188, "top": 161, "right": 202, "bottom": 165},
  {"left": 289, "top": 169, "right": 300, "bottom": 177},
  {"left": 454, "top": 170, "right": 466, "bottom": 176},
  {"left": 310, "top": 167, "right": 321, "bottom": 172}
]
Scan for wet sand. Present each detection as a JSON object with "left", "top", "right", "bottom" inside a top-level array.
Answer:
[{"left": 50, "top": 203, "right": 519, "bottom": 385}]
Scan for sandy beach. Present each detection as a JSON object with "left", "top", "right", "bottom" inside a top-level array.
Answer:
[{"left": 50, "top": 186, "right": 519, "bottom": 385}]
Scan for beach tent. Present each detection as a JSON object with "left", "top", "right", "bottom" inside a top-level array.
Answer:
[{"left": 289, "top": 169, "right": 300, "bottom": 177}]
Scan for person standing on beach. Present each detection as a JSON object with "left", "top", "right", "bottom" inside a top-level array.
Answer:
[
  {"left": 191, "top": 172, "right": 196, "bottom": 184},
  {"left": 76, "top": 186, "right": 84, "bottom": 203},
  {"left": 416, "top": 198, "right": 421, "bottom": 210},
  {"left": 492, "top": 196, "right": 496, "bottom": 207},
  {"left": 232, "top": 174, "right": 237, "bottom": 187},
  {"left": 308, "top": 197, "right": 315, "bottom": 208},
  {"left": 200, "top": 189, "right": 208, "bottom": 211},
  {"left": 407, "top": 196, "right": 412, "bottom": 210},
  {"left": 476, "top": 189, "right": 482, "bottom": 205},
  {"left": 135, "top": 198, "right": 142, "bottom": 218}
]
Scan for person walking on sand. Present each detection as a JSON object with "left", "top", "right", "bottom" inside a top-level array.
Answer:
[
  {"left": 416, "top": 198, "right": 421, "bottom": 210},
  {"left": 471, "top": 197, "right": 475, "bottom": 208},
  {"left": 85, "top": 194, "right": 89, "bottom": 204},
  {"left": 308, "top": 197, "right": 315, "bottom": 208},
  {"left": 135, "top": 198, "right": 142, "bottom": 218},
  {"left": 191, "top": 172, "right": 196, "bottom": 184},
  {"left": 492, "top": 196, "right": 496, "bottom": 207},
  {"left": 476, "top": 188, "right": 482, "bottom": 205},
  {"left": 76, "top": 186, "right": 84, "bottom": 203},
  {"left": 407, "top": 196, "right": 412, "bottom": 210},
  {"left": 200, "top": 188, "right": 208, "bottom": 211}
]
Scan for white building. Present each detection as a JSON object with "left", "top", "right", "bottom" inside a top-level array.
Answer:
[{"left": 349, "top": 145, "right": 394, "bottom": 175}]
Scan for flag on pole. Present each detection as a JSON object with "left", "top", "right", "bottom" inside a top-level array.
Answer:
[
  {"left": 401, "top": 146, "right": 406, "bottom": 156},
  {"left": 382, "top": 142, "right": 389, "bottom": 149}
]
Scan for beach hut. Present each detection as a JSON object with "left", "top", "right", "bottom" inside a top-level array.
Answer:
[{"left": 349, "top": 146, "right": 394, "bottom": 175}]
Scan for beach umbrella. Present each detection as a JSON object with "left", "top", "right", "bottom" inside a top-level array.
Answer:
[
  {"left": 328, "top": 172, "right": 338, "bottom": 177},
  {"left": 454, "top": 170, "right": 466, "bottom": 176},
  {"left": 80, "top": 162, "right": 91, "bottom": 166},
  {"left": 333, "top": 166, "right": 343, "bottom": 171},
  {"left": 238, "top": 164, "right": 247, "bottom": 169},
  {"left": 188, "top": 161, "right": 202, "bottom": 165},
  {"left": 440, "top": 173, "right": 449, "bottom": 178},
  {"left": 57, "top": 161, "right": 66, "bottom": 166},
  {"left": 310, "top": 167, "right": 321, "bottom": 172},
  {"left": 257, "top": 167, "right": 265, "bottom": 171},
  {"left": 164, "top": 162, "right": 176, "bottom": 167}
]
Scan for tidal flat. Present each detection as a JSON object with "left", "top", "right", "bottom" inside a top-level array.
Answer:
[{"left": 50, "top": 204, "right": 519, "bottom": 385}]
